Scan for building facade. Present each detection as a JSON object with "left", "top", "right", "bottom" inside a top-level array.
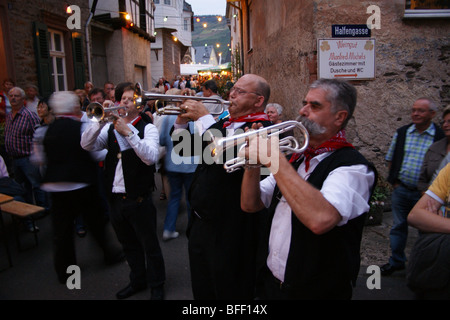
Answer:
[
  {"left": 227, "top": 0, "right": 450, "bottom": 173},
  {"left": 151, "top": 0, "right": 193, "bottom": 86},
  {"left": 0, "top": 0, "right": 156, "bottom": 95},
  {"left": 89, "top": 0, "right": 155, "bottom": 90},
  {"left": 0, "top": 0, "right": 91, "bottom": 96}
]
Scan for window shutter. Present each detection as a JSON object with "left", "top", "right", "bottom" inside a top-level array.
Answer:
[
  {"left": 71, "top": 34, "right": 85, "bottom": 90},
  {"left": 32, "top": 21, "right": 54, "bottom": 97}
]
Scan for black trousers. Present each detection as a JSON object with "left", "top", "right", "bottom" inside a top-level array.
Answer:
[
  {"left": 51, "top": 185, "right": 114, "bottom": 282},
  {"left": 109, "top": 194, "right": 165, "bottom": 288},
  {"left": 188, "top": 215, "right": 258, "bottom": 300},
  {"left": 259, "top": 267, "right": 353, "bottom": 300}
]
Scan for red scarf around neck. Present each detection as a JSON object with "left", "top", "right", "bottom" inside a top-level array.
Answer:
[
  {"left": 223, "top": 112, "right": 269, "bottom": 128},
  {"left": 289, "top": 130, "right": 354, "bottom": 171}
]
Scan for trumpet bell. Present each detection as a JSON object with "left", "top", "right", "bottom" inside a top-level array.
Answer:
[
  {"left": 210, "top": 120, "right": 310, "bottom": 173},
  {"left": 86, "top": 102, "right": 105, "bottom": 122},
  {"left": 85, "top": 102, "right": 127, "bottom": 122}
]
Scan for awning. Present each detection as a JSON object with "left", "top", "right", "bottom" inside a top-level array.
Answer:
[
  {"left": 180, "top": 63, "right": 213, "bottom": 75},
  {"left": 198, "top": 62, "right": 231, "bottom": 73}
]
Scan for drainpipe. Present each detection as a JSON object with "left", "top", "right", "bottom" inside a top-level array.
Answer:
[
  {"left": 85, "top": 0, "right": 98, "bottom": 82},
  {"left": 228, "top": 2, "right": 244, "bottom": 75}
]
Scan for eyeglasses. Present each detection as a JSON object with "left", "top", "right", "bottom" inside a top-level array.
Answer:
[{"left": 230, "top": 86, "right": 262, "bottom": 96}]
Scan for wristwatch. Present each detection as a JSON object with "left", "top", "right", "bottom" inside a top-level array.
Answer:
[{"left": 127, "top": 131, "right": 134, "bottom": 138}]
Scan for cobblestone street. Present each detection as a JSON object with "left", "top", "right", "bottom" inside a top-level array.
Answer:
[{"left": 0, "top": 174, "right": 418, "bottom": 300}]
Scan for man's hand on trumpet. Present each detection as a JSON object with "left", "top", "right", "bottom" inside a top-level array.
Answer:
[
  {"left": 113, "top": 116, "right": 131, "bottom": 137},
  {"left": 239, "top": 123, "right": 281, "bottom": 173},
  {"left": 176, "top": 99, "right": 210, "bottom": 124}
]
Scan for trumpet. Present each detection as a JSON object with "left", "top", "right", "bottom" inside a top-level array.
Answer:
[
  {"left": 85, "top": 102, "right": 127, "bottom": 122},
  {"left": 134, "top": 82, "right": 230, "bottom": 115},
  {"left": 209, "top": 120, "right": 309, "bottom": 173}
]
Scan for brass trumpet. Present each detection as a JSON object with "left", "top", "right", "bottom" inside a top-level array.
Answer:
[
  {"left": 209, "top": 120, "right": 310, "bottom": 173},
  {"left": 134, "top": 82, "right": 230, "bottom": 115},
  {"left": 85, "top": 102, "right": 127, "bottom": 122}
]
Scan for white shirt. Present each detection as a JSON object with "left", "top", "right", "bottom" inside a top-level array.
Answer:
[
  {"left": 80, "top": 118, "right": 160, "bottom": 193},
  {"left": 260, "top": 151, "right": 375, "bottom": 282},
  {"left": 174, "top": 113, "right": 245, "bottom": 136}
]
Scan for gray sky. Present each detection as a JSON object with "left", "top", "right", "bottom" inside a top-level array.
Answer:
[{"left": 187, "top": 0, "right": 226, "bottom": 16}]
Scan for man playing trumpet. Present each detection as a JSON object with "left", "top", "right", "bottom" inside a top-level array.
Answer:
[
  {"left": 240, "top": 79, "right": 376, "bottom": 299},
  {"left": 81, "top": 83, "right": 166, "bottom": 300},
  {"left": 173, "top": 74, "right": 272, "bottom": 300}
]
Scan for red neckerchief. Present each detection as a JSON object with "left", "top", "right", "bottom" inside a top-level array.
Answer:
[
  {"left": 222, "top": 112, "right": 269, "bottom": 128},
  {"left": 289, "top": 130, "right": 354, "bottom": 172},
  {"left": 131, "top": 116, "right": 141, "bottom": 126}
]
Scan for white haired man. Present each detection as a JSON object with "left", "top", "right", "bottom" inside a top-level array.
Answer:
[{"left": 38, "top": 91, "right": 124, "bottom": 284}]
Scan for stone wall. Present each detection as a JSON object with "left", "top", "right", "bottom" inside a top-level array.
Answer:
[
  {"left": 245, "top": 0, "right": 450, "bottom": 177},
  {"left": 121, "top": 27, "right": 152, "bottom": 87}
]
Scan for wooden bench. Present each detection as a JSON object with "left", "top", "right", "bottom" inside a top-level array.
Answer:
[{"left": 0, "top": 200, "right": 44, "bottom": 251}]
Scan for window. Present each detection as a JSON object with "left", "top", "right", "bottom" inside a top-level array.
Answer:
[
  {"left": 404, "top": 0, "right": 450, "bottom": 18},
  {"left": 48, "top": 30, "right": 67, "bottom": 91},
  {"left": 127, "top": 0, "right": 154, "bottom": 36},
  {"left": 164, "top": 0, "right": 171, "bottom": 5}
]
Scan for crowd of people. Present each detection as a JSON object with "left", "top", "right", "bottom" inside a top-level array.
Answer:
[{"left": 0, "top": 73, "right": 448, "bottom": 300}]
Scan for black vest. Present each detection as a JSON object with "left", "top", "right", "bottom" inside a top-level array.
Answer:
[
  {"left": 43, "top": 117, "right": 97, "bottom": 185},
  {"left": 188, "top": 119, "right": 272, "bottom": 220},
  {"left": 104, "top": 119, "right": 155, "bottom": 199},
  {"left": 387, "top": 122, "right": 444, "bottom": 185},
  {"left": 265, "top": 147, "right": 377, "bottom": 299}
]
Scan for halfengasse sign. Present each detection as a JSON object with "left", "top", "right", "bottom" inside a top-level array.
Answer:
[{"left": 318, "top": 38, "right": 376, "bottom": 80}]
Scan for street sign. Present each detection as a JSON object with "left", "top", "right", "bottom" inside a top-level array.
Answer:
[
  {"left": 317, "top": 38, "right": 376, "bottom": 80},
  {"left": 332, "top": 24, "right": 371, "bottom": 38}
]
